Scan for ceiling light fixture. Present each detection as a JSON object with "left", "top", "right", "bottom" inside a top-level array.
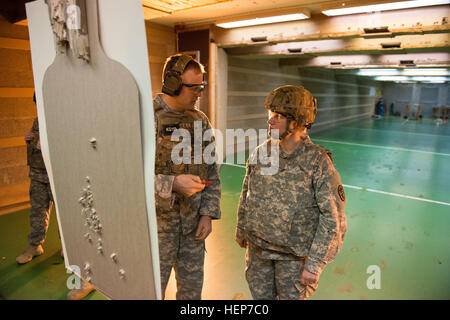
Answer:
[
  {"left": 358, "top": 69, "right": 401, "bottom": 76},
  {"left": 403, "top": 69, "right": 450, "bottom": 76},
  {"left": 411, "top": 76, "right": 449, "bottom": 82},
  {"left": 375, "top": 76, "right": 409, "bottom": 81},
  {"left": 358, "top": 68, "right": 450, "bottom": 76},
  {"left": 216, "top": 12, "right": 309, "bottom": 29},
  {"left": 322, "top": 0, "right": 450, "bottom": 16},
  {"left": 374, "top": 76, "right": 450, "bottom": 82}
]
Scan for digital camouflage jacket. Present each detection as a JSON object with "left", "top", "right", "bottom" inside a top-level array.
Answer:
[{"left": 236, "top": 135, "right": 347, "bottom": 275}]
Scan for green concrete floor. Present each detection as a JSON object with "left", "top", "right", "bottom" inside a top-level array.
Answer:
[
  {"left": 1, "top": 116, "right": 449, "bottom": 300},
  {"left": 0, "top": 207, "right": 107, "bottom": 300}
]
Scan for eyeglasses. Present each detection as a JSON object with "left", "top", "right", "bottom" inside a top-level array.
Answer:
[
  {"left": 182, "top": 81, "right": 208, "bottom": 93},
  {"left": 268, "top": 112, "right": 287, "bottom": 121}
]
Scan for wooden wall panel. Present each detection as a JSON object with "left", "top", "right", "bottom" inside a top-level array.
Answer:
[
  {"left": 0, "top": 48, "right": 32, "bottom": 71},
  {"left": 0, "top": 165, "right": 28, "bottom": 186},
  {"left": 0, "top": 183, "right": 30, "bottom": 215},
  {"left": 0, "top": 118, "right": 34, "bottom": 138},
  {"left": 0, "top": 98, "right": 36, "bottom": 119},
  {"left": 0, "top": 15, "right": 34, "bottom": 215},
  {"left": 0, "top": 15, "right": 29, "bottom": 39},
  {"left": 0, "top": 69, "right": 34, "bottom": 88},
  {"left": 145, "top": 21, "right": 176, "bottom": 98},
  {"left": 0, "top": 146, "right": 27, "bottom": 168},
  {"left": 0, "top": 47, "right": 34, "bottom": 88}
]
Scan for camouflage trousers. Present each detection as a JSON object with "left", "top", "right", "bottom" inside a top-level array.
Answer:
[
  {"left": 246, "top": 244, "right": 318, "bottom": 300},
  {"left": 158, "top": 230, "right": 205, "bottom": 300},
  {"left": 28, "top": 179, "right": 53, "bottom": 246}
]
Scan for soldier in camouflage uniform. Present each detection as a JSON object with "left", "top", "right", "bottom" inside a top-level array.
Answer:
[
  {"left": 154, "top": 54, "right": 221, "bottom": 299},
  {"left": 16, "top": 94, "right": 54, "bottom": 264},
  {"left": 235, "top": 85, "right": 347, "bottom": 300}
]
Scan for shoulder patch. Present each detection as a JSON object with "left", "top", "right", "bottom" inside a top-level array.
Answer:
[
  {"left": 313, "top": 144, "right": 333, "bottom": 162},
  {"left": 338, "top": 185, "right": 346, "bottom": 202}
]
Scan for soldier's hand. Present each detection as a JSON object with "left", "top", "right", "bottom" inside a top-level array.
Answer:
[
  {"left": 300, "top": 269, "right": 319, "bottom": 286},
  {"left": 24, "top": 131, "right": 35, "bottom": 142},
  {"left": 235, "top": 237, "right": 247, "bottom": 248},
  {"left": 36, "top": 140, "right": 41, "bottom": 150},
  {"left": 173, "top": 174, "right": 205, "bottom": 197},
  {"left": 195, "top": 215, "right": 212, "bottom": 240}
]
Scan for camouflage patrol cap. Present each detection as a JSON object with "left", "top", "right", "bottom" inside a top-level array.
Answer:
[{"left": 264, "top": 85, "right": 317, "bottom": 127}]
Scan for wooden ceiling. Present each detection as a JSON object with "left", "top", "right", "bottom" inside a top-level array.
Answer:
[
  {"left": 143, "top": 0, "right": 450, "bottom": 69},
  {"left": 142, "top": 0, "right": 232, "bottom": 16},
  {"left": 2, "top": 0, "right": 448, "bottom": 68},
  {"left": 144, "top": 0, "right": 328, "bottom": 23}
]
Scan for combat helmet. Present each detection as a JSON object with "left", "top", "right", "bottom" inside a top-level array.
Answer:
[{"left": 264, "top": 85, "right": 317, "bottom": 139}]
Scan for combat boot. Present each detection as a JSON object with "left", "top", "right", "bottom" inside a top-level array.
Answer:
[
  {"left": 16, "top": 245, "right": 44, "bottom": 264},
  {"left": 67, "top": 281, "right": 95, "bottom": 300}
]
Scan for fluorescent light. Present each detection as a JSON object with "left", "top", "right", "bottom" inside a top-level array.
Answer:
[
  {"left": 217, "top": 13, "right": 309, "bottom": 29},
  {"left": 411, "top": 76, "right": 449, "bottom": 82},
  {"left": 375, "top": 76, "right": 409, "bottom": 81},
  {"left": 403, "top": 69, "right": 450, "bottom": 76},
  {"left": 322, "top": 0, "right": 450, "bottom": 16},
  {"left": 358, "top": 69, "right": 400, "bottom": 76},
  {"left": 374, "top": 75, "right": 450, "bottom": 82},
  {"left": 358, "top": 68, "right": 450, "bottom": 77}
]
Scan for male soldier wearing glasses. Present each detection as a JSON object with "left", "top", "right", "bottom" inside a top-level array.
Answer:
[{"left": 154, "top": 54, "right": 221, "bottom": 299}]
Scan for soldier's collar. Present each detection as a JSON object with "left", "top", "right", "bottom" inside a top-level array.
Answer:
[
  {"left": 295, "top": 134, "right": 312, "bottom": 154},
  {"left": 280, "top": 134, "right": 311, "bottom": 159},
  {"left": 155, "top": 94, "right": 184, "bottom": 114}
]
